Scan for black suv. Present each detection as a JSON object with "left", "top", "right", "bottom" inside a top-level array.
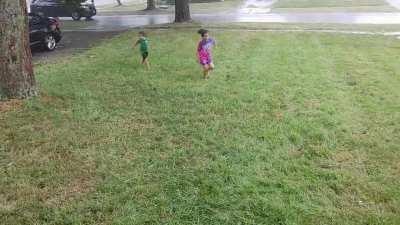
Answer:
[
  {"left": 29, "top": 13, "right": 62, "bottom": 51},
  {"left": 30, "top": 0, "right": 97, "bottom": 21}
]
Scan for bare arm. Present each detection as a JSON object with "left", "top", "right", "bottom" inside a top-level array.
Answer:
[
  {"left": 134, "top": 40, "right": 140, "bottom": 47},
  {"left": 196, "top": 42, "right": 201, "bottom": 62}
]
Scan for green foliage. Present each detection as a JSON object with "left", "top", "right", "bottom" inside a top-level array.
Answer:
[{"left": 1, "top": 30, "right": 399, "bottom": 225}]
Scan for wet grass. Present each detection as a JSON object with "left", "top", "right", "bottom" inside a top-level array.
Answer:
[
  {"left": 149, "top": 22, "right": 400, "bottom": 33},
  {"left": 1, "top": 29, "right": 400, "bottom": 225},
  {"left": 274, "top": 0, "right": 389, "bottom": 8},
  {"left": 272, "top": 0, "right": 398, "bottom": 12},
  {"left": 190, "top": 0, "right": 241, "bottom": 13},
  {"left": 97, "top": 0, "right": 148, "bottom": 13},
  {"left": 97, "top": 0, "right": 240, "bottom": 15}
]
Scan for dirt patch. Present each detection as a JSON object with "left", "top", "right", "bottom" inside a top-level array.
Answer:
[
  {"left": 0, "top": 99, "right": 23, "bottom": 114},
  {"left": 44, "top": 174, "right": 96, "bottom": 207},
  {"left": 1, "top": 146, "right": 97, "bottom": 211}
]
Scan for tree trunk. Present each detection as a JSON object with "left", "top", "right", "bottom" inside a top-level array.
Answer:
[
  {"left": 146, "top": 0, "right": 156, "bottom": 10},
  {"left": 0, "top": 0, "right": 37, "bottom": 100},
  {"left": 116, "top": 0, "right": 122, "bottom": 6},
  {"left": 175, "top": 0, "right": 191, "bottom": 22}
]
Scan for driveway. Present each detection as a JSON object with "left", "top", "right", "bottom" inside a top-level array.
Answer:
[{"left": 32, "top": 30, "right": 124, "bottom": 62}]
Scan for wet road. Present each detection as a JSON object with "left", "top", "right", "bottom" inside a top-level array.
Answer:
[
  {"left": 32, "top": 31, "right": 123, "bottom": 61},
  {"left": 60, "top": 12, "right": 400, "bottom": 32}
]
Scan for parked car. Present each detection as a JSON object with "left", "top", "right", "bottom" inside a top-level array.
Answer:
[
  {"left": 30, "top": 0, "right": 97, "bottom": 21},
  {"left": 29, "top": 13, "right": 62, "bottom": 51}
]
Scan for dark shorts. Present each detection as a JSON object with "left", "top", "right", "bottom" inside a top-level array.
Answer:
[
  {"left": 142, "top": 52, "right": 149, "bottom": 60},
  {"left": 200, "top": 58, "right": 213, "bottom": 66}
]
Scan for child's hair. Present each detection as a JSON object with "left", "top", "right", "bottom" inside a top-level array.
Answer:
[
  {"left": 139, "top": 31, "right": 146, "bottom": 36},
  {"left": 197, "top": 29, "right": 208, "bottom": 37}
]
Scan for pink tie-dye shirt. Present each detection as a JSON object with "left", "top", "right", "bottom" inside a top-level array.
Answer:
[{"left": 197, "top": 38, "right": 216, "bottom": 65}]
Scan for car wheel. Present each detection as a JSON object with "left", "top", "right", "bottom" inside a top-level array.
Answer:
[
  {"left": 71, "top": 12, "right": 81, "bottom": 21},
  {"left": 44, "top": 34, "right": 57, "bottom": 51}
]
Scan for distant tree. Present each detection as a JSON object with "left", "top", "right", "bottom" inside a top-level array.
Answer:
[
  {"left": 146, "top": 0, "right": 156, "bottom": 10},
  {"left": 0, "top": 0, "right": 37, "bottom": 99},
  {"left": 116, "top": 0, "right": 122, "bottom": 6},
  {"left": 175, "top": 0, "right": 190, "bottom": 22}
]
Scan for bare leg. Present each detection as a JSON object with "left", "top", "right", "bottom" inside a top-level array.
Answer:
[
  {"left": 207, "top": 63, "right": 214, "bottom": 77},
  {"left": 203, "top": 65, "right": 210, "bottom": 79},
  {"left": 141, "top": 57, "right": 150, "bottom": 70},
  {"left": 209, "top": 63, "right": 215, "bottom": 70},
  {"left": 143, "top": 58, "right": 150, "bottom": 70}
]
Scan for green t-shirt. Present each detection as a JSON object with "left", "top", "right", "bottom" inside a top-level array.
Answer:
[{"left": 139, "top": 37, "right": 149, "bottom": 53}]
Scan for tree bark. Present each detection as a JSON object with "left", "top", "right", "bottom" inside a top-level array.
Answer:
[
  {"left": 146, "top": 0, "right": 156, "bottom": 10},
  {"left": 0, "top": 0, "right": 37, "bottom": 100},
  {"left": 116, "top": 0, "right": 122, "bottom": 6},
  {"left": 175, "top": 0, "right": 191, "bottom": 22}
]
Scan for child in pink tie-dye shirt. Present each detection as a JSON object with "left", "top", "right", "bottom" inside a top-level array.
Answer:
[{"left": 197, "top": 29, "right": 216, "bottom": 79}]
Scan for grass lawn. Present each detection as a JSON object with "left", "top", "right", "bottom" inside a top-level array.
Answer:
[
  {"left": 1, "top": 29, "right": 400, "bottom": 225},
  {"left": 96, "top": 0, "right": 148, "bottom": 14},
  {"left": 274, "top": 0, "right": 389, "bottom": 8},
  {"left": 190, "top": 0, "right": 242, "bottom": 13},
  {"left": 97, "top": 0, "right": 241, "bottom": 15},
  {"left": 150, "top": 22, "right": 400, "bottom": 33},
  {"left": 272, "top": 0, "right": 398, "bottom": 12}
]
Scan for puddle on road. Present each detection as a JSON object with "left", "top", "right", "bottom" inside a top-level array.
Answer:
[{"left": 238, "top": 0, "right": 277, "bottom": 14}]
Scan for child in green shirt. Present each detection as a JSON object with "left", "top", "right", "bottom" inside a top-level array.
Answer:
[{"left": 134, "top": 31, "right": 150, "bottom": 70}]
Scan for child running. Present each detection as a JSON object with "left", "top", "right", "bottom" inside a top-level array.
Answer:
[
  {"left": 134, "top": 31, "right": 150, "bottom": 70},
  {"left": 197, "top": 29, "right": 216, "bottom": 79}
]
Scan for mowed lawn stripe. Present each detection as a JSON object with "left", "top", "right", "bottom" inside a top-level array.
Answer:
[{"left": 0, "top": 30, "right": 399, "bottom": 225}]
